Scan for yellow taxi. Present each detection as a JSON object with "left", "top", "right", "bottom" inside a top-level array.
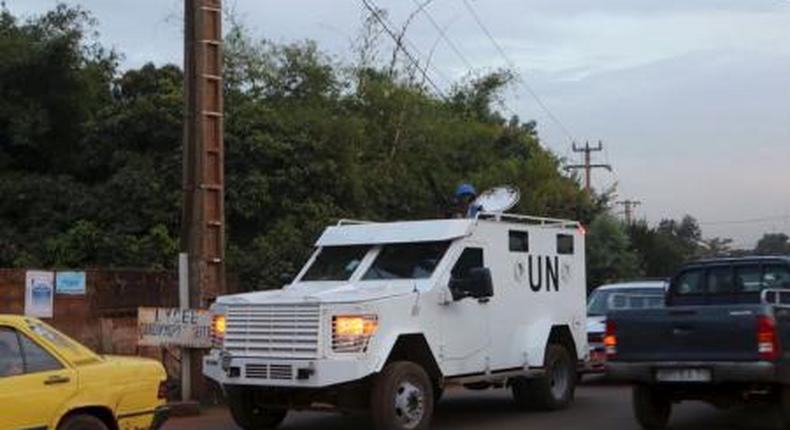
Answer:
[{"left": 0, "top": 315, "right": 169, "bottom": 430}]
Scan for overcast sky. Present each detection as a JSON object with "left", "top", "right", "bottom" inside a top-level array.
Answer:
[{"left": 10, "top": 0, "right": 790, "bottom": 248}]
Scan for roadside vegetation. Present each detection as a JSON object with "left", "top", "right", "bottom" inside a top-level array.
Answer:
[{"left": 0, "top": 5, "right": 775, "bottom": 291}]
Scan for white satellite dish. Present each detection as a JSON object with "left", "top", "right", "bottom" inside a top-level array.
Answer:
[{"left": 474, "top": 186, "right": 520, "bottom": 213}]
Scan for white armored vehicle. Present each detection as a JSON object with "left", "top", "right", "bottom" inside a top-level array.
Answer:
[{"left": 205, "top": 196, "right": 587, "bottom": 430}]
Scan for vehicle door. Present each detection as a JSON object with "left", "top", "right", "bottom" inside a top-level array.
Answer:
[
  {"left": 438, "top": 245, "right": 491, "bottom": 376},
  {"left": 0, "top": 325, "right": 78, "bottom": 430}
]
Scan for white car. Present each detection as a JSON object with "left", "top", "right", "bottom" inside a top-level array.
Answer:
[
  {"left": 584, "top": 281, "right": 667, "bottom": 373},
  {"left": 204, "top": 213, "right": 588, "bottom": 430}
]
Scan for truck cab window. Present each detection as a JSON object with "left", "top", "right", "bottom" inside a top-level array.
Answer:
[
  {"left": 451, "top": 248, "right": 484, "bottom": 279},
  {"left": 735, "top": 265, "right": 762, "bottom": 293},
  {"left": 675, "top": 269, "right": 705, "bottom": 296},
  {"left": 0, "top": 328, "right": 24, "bottom": 377},
  {"left": 302, "top": 245, "right": 371, "bottom": 281},
  {"left": 363, "top": 241, "right": 450, "bottom": 280},
  {"left": 706, "top": 267, "right": 735, "bottom": 294},
  {"left": 763, "top": 264, "right": 790, "bottom": 289}
]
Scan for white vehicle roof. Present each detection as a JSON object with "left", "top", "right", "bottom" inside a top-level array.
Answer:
[
  {"left": 595, "top": 280, "right": 667, "bottom": 291},
  {"left": 316, "top": 219, "right": 474, "bottom": 247},
  {"left": 316, "top": 214, "right": 580, "bottom": 247}
]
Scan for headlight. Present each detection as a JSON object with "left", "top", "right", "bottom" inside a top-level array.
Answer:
[
  {"left": 332, "top": 315, "right": 378, "bottom": 353},
  {"left": 211, "top": 313, "right": 226, "bottom": 349}
]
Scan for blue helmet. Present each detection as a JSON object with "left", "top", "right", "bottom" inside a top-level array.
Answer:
[{"left": 455, "top": 183, "right": 476, "bottom": 197}]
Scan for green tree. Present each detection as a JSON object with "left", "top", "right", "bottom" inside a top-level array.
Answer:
[
  {"left": 586, "top": 213, "right": 640, "bottom": 291},
  {"left": 755, "top": 233, "right": 790, "bottom": 256}
]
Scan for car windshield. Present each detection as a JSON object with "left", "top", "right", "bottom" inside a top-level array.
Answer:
[
  {"left": 587, "top": 287, "right": 665, "bottom": 316},
  {"left": 363, "top": 241, "right": 450, "bottom": 280},
  {"left": 301, "top": 245, "right": 371, "bottom": 281}
]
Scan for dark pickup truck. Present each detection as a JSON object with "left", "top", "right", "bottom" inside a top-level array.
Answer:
[{"left": 606, "top": 257, "right": 790, "bottom": 429}]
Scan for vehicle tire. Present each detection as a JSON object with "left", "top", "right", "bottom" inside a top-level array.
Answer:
[
  {"left": 58, "top": 414, "right": 110, "bottom": 430},
  {"left": 633, "top": 385, "right": 671, "bottom": 430},
  {"left": 226, "top": 386, "right": 288, "bottom": 430},
  {"left": 511, "top": 344, "right": 576, "bottom": 411},
  {"left": 371, "top": 361, "right": 434, "bottom": 430}
]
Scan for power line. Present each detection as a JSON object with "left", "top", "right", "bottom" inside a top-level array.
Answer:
[
  {"left": 410, "top": 0, "right": 520, "bottom": 119},
  {"left": 461, "top": 0, "right": 576, "bottom": 143},
  {"left": 700, "top": 214, "right": 790, "bottom": 226},
  {"left": 410, "top": 0, "right": 473, "bottom": 70},
  {"left": 360, "top": 0, "right": 448, "bottom": 99}
]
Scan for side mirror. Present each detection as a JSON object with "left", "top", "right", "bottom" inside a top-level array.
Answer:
[
  {"left": 449, "top": 268, "right": 494, "bottom": 301},
  {"left": 280, "top": 273, "right": 293, "bottom": 285}
]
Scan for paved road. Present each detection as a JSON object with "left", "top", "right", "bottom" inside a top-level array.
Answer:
[{"left": 165, "top": 381, "right": 784, "bottom": 430}]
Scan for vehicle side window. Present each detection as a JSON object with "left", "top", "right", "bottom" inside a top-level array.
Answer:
[
  {"left": 706, "top": 266, "right": 734, "bottom": 294},
  {"left": 763, "top": 265, "right": 790, "bottom": 289},
  {"left": 735, "top": 265, "right": 762, "bottom": 293},
  {"left": 19, "top": 333, "right": 63, "bottom": 373},
  {"left": 451, "top": 248, "right": 484, "bottom": 279},
  {"left": 674, "top": 269, "right": 705, "bottom": 296},
  {"left": 557, "top": 234, "right": 574, "bottom": 255},
  {"left": 0, "top": 328, "right": 24, "bottom": 378},
  {"left": 508, "top": 231, "right": 529, "bottom": 253}
]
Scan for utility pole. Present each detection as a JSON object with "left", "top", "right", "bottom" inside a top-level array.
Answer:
[
  {"left": 564, "top": 141, "right": 612, "bottom": 193},
  {"left": 181, "top": 0, "right": 225, "bottom": 402},
  {"left": 616, "top": 199, "right": 642, "bottom": 225}
]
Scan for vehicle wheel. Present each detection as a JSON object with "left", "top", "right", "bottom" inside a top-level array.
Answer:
[
  {"left": 226, "top": 386, "right": 288, "bottom": 430},
  {"left": 58, "top": 414, "right": 110, "bottom": 430},
  {"left": 371, "top": 361, "right": 434, "bottom": 430},
  {"left": 512, "top": 344, "right": 576, "bottom": 411},
  {"left": 633, "top": 385, "right": 671, "bottom": 430}
]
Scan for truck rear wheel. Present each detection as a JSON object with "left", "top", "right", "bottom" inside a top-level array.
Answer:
[
  {"left": 226, "top": 386, "right": 288, "bottom": 430},
  {"left": 371, "top": 361, "right": 434, "bottom": 430},
  {"left": 633, "top": 385, "right": 671, "bottom": 430},
  {"left": 511, "top": 344, "right": 576, "bottom": 411}
]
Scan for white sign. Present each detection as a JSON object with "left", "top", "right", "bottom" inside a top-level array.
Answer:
[
  {"left": 25, "top": 271, "right": 54, "bottom": 318},
  {"left": 138, "top": 307, "right": 212, "bottom": 348}
]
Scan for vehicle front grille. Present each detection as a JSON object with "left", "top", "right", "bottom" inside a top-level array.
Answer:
[{"left": 224, "top": 303, "right": 321, "bottom": 359}]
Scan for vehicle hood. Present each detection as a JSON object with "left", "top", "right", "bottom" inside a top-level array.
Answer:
[
  {"left": 587, "top": 315, "right": 606, "bottom": 334},
  {"left": 217, "top": 282, "right": 421, "bottom": 305}
]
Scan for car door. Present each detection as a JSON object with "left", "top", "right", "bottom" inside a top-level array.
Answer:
[
  {"left": 438, "top": 245, "right": 491, "bottom": 376},
  {"left": 0, "top": 325, "right": 78, "bottom": 430}
]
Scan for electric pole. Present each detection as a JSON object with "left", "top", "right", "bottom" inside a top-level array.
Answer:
[
  {"left": 564, "top": 141, "right": 612, "bottom": 193},
  {"left": 181, "top": 0, "right": 225, "bottom": 402},
  {"left": 616, "top": 199, "right": 642, "bottom": 225}
]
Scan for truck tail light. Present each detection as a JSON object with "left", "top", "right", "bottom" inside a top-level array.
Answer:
[
  {"left": 757, "top": 315, "right": 779, "bottom": 361},
  {"left": 212, "top": 314, "right": 226, "bottom": 348},
  {"left": 604, "top": 320, "right": 617, "bottom": 358}
]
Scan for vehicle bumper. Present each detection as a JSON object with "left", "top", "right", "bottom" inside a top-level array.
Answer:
[
  {"left": 607, "top": 361, "right": 782, "bottom": 384},
  {"left": 581, "top": 344, "right": 607, "bottom": 374},
  {"left": 203, "top": 351, "right": 374, "bottom": 388}
]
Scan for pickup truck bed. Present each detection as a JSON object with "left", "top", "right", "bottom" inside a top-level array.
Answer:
[{"left": 608, "top": 304, "right": 790, "bottom": 384}]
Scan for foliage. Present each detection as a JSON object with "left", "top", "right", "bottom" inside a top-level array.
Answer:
[
  {"left": 585, "top": 213, "right": 640, "bottom": 291},
  {"left": 755, "top": 233, "right": 790, "bottom": 256},
  {"left": 0, "top": 6, "right": 604, "bottom": 290}
]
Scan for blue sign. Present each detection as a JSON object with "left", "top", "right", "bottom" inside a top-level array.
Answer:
[{"left": 56, "top": 271, "right": 86, "bottom": 295}]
